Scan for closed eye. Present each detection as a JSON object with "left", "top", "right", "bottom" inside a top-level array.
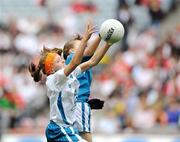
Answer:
[{"left": 55, "top": 58, "right": 60, "bottom": 63}]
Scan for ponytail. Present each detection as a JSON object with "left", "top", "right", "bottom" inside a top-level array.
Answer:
[
  {"left": 29, "top": 62, "right": 42, "bottom": 82},
  {"left": 29, "top": 46, "right": 63, "bottom": 82}
]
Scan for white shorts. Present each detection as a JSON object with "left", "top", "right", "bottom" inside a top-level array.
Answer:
[{"left": 74, "top": 102, "right": 91, "bottom": 133}]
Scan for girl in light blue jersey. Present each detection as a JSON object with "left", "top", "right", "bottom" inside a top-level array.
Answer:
[
  {"left": 63, "top": 34, "right": 103, "bottom": 142},
  {"left": 63, "top": 31, "right": 112, "bottom": 142},
  {"left": 29, "top": 21, "right": 113, "bottom": 142}
]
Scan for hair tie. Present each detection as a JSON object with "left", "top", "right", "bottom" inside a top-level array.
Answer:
[{"left": 44, "top": 52, "right": 57, "bottom": 75}]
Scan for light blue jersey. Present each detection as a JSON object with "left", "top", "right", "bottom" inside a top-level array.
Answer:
[{"left": 65, "top": 53, "right": 92, "bottom": 102}]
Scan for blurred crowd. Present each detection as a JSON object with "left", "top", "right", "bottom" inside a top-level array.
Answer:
[
  {"left": 92, "top": 0, "right": 180, "bottom": 134},
  {"left": 0, "top": 0, "right": 179, "bottom": 136},
  {"left": 92, "top": 28, "right": 180, "bottom": 133}
]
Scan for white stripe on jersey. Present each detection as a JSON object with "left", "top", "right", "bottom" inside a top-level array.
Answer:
[{"left": 60, "top": 126, "right": 73, "bottom": 142}]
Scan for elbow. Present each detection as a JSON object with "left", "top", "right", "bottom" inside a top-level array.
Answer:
[{"left": 75, "top": 60, "right": 81, "bottom": 66}]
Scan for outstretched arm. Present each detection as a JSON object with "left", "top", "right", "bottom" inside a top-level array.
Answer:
[
  {"left": 64, "top": 21, "right": 95, "bottom": 76},
  {"left": 79, "top": 42, "right": 112, "bottom": 72},
  {"left": 84, "top": 35, "right": 101, "bottom": 56}
]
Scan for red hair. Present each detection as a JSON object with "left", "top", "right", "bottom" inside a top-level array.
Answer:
[{"left": 44, "top": 52, "right": 57, "bottom": 75}]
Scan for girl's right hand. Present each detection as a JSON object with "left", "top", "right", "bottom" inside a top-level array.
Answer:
[{"left": 83, "top": 21, "right": 96, "bottom": 41}]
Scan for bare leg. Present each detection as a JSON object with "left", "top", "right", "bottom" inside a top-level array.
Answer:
[{"left": 80, "top": 132, "right": 92, "bottom": 142}]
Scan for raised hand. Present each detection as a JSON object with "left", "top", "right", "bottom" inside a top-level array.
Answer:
[{"left": 84, "top": 20, "right": 96, "bottom": 41}]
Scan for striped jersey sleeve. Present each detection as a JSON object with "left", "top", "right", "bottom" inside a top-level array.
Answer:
[{"left": 72, "top": 66, "right": 82, "bottom": 77}]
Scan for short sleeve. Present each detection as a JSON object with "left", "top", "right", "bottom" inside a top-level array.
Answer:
[
  {"left": 46, "top": 69, "right": 67, "bottom": 91},
  {"left": 72, "top": 66, "right": 82, "bottom": 77}
]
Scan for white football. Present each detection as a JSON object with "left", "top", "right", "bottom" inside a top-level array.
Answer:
[{"left": 99, "top": 19, "right": 125, "bottom": 44}]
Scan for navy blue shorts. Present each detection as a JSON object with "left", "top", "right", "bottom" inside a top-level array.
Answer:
[{"left": 45, "top": 121, "right": 86, "bottom": 142}]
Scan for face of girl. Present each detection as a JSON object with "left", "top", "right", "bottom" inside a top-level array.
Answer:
[{"left": 53, "top": 54, "right": 65, "bottom": 72}]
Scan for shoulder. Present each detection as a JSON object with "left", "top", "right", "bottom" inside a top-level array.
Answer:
[
  {"left": 47, "top": 69, "right": 66, "bottom": 80},
  {"left": 72, "top": 66, "right": 82, "bottom": 77},
  {"left": 46, "top": 68, "right": 67, "bottom": 91}
]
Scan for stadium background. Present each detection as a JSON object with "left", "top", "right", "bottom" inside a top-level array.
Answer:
[{"left": 0, "top": 0, "right": 179, "bottom": 142}]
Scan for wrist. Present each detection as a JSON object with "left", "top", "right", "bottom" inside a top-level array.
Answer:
[
  {"left": 82, "top": 37, "right": 89, "bottom": 42},
  {"left": 106, "top": 42, "right": 113, "bottom": 46}
]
